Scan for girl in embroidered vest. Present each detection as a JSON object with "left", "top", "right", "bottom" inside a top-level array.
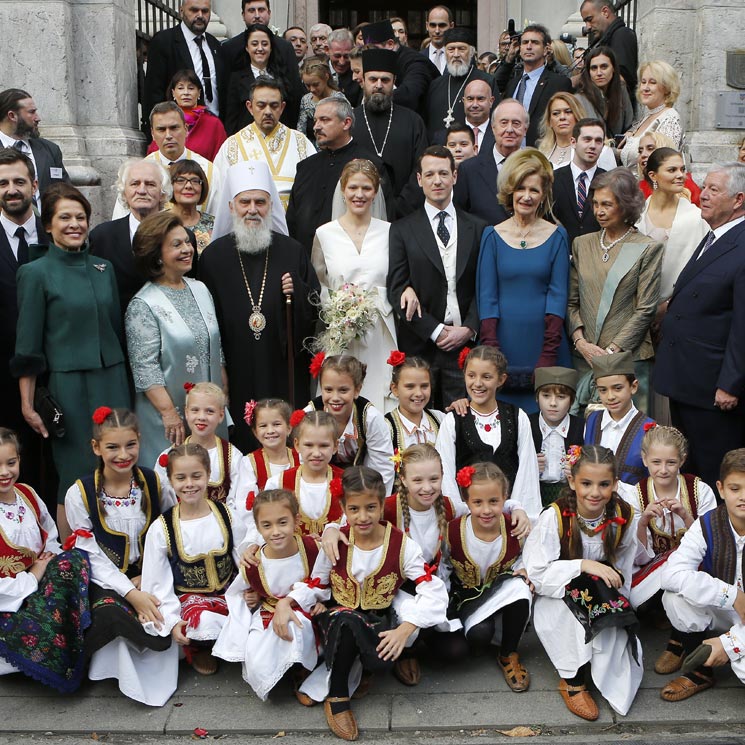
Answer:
[
  {"left": 280, "top": 466, "right": 448, "bottom": 741},
  {"left": 65, "top": 407, "right": 176, "bottom": 706},
  {"left": 214, "top": 489, "right": 322, "bottom": 703},
  {"left": 141, "top": 443, "right": 240, "bottom": 678},
  {"left": 234, "top": 398, "right": 299, "bottom": 505},
  {"left": 584, "top": 351, "right": 656, "bottom": 486},
  {"left": 435, "top": 346, "right": 542, "bottom": 520},
  {"left": 658, "top": 449, "right": 745, "bottom": 702},
  {"left": 617, "top": 426, "right": 716, "bottom": 674},
  {"left": 306, "top": 353, "right": 395, "bottom": 494},
  {"left": 441, "top": 462, "right": 534, "bottom": 692},
  {"left": 523, "top": 445, "right": 642, "bottom": 721},
  {"left": 156, "top": 383, "right": 242, "bottom": 506},
  {"left": 0, "top": 428, "right": 91, "bottom": 692}
]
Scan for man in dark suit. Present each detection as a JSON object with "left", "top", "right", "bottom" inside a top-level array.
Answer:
[
  {"left": 453, "top": 98, "right": 526, "bottom": 225},
  {"left": 144, "top": 0, "right": 227, "bottom": 129},
  {"left": 388, "top": 145, "right": 486, "bottom": 408},
  {"left": 421, "top": 5, "right": 453, "bottom": 74},
  {"left": 495, "top": 24, "right": 572, "bottom": 147},
  {"left": 0, "top": 89, "right": 69, "bottom": 200},
  {"left": 362, "top": 20, "right": 439, "bottom": 117},
  {"left": 655, "top": 162, "right": 745, "bottom": 488},
  {"left": 0, "top": 148, "right": 49, "bottom": 490},
  {"left": 552, "top": 117, "right": 606, "bottom": 247},
  {"left": 328, "top": 28, "right": 362, "bottom": 107},
  {"left": 434, "top": 78, "right": 496, "bottom": 154}
]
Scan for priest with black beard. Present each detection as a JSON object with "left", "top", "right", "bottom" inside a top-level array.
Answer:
[
  {"left": 425, "top": 28, "right": 498, "bottom": 142},
  {"left": 199, "top": 161, "right": 319, "bottom": 451},
  {"left": 352, "top": 48, "right": 427, "bottom": 218}
]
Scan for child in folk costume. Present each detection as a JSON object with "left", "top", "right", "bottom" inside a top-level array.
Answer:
[
  {"left": 441, "top": 462, "right": 534, "bottom": 692},
  {"left": 616, "top": 425, "right": 716, "bottom": 674},
  {"left": 584, "top": 352, "right": 655, "bottom": 485},
  {"left": 281, "top": 466, "right": 448, "bottom": 741},
  {"left": 140, "top": 443, "right": 241, "bottom": 676},
  {"left": 213, "top": 489, "right": 321, "bottom": 703},
  {"left": 523, "top": 445, "right": 643, "bottom": 721},
  {"left": 234, "top": 398, "right": 300, "bottom": 501},
  {"left": 305, "top": 353, "right": 395, "bottom": 494},
  {"left": 65, "top": 407, "right": 177, "bottom": 707},
  {"left": 0, "top": 428, "right": 91, "bottom": 692},
  {"left": 528, "top": 367, "right": 585, "bottom": 507},
  {"left": 436, "top": 346, "right": 542, "bottom": 521},
  {"left": 659, "top": 449, "right": 745, "bottom": 702},
  {"left": 155, "top": 382, "right": 242, "bottom": 506}
]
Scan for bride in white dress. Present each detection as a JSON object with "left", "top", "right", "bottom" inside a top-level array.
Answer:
[{"left": 311, "top": 159, "right": 401, "bottom": 412}]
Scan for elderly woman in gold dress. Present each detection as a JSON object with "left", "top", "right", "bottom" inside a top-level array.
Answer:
[{"left": 567, "top": 168, "right": 664, "bottom": 412}]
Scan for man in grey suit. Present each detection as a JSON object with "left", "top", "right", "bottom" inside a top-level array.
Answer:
[{"left": 0, "top": 89, "right": 69, "bottom": 201}]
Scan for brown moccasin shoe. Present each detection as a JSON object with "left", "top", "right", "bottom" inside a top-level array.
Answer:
[
  {"left": 660, "top": 671, "right": 714, "bottom": 702},
  {"left": 558, "top": 679, "right": 599, "bottom": 721},
  {"left": 324, "top": 697, "right": 358, "bottom": 741},
  {"left": 393, "top": 657, "right": 421, "bottom": 686}
]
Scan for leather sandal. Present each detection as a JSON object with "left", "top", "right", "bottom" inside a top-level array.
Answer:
[
  {"left": 655, "top": 638, "right": 685, "bottom": 674},
  {"left": 660, "top": 670, "right": 714, "bottom": 702},
  {"left": 498, "top": 652, "right": 530, "bottom": 692},
  {"left": 558, "top": 679, "right": 599, "bottom": 721},
  {"left": 351, "top": 670, "right": 373, "bottom": 700},
  {"left": 190, "top": 647, "right": 218, "bottom": 676},
  {"left": 393, "top": 656, "right": 421, "bottom": 686},
  {"left": 324, "top": 697, "right": 358, "bottom": 741}
]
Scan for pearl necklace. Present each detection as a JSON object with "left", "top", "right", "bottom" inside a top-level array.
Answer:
[
  {"left": 599, "top": 226, "right": 635, "bottom": 262},
  {"left": 362, "top": 102, "right": 394, "bottom": 159}
]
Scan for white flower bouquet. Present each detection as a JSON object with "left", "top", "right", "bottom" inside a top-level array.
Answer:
[{"left": 308, "top": 283, "right": 379, "bottom": 354}]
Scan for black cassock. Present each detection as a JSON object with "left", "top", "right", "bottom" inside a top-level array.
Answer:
[
  {"left": 352, "top": 103, "right": 427, "bottom": 218},
  {"left": 199, "top": 232, "right": 320, "bottom": 451},
  {"left": 425, "top": 67, "right": 498, "bottom": 143}
]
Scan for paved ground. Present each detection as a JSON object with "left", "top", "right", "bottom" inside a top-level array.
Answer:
[{"left": 2, "top": 627, "right": 744, "bottom": 742}]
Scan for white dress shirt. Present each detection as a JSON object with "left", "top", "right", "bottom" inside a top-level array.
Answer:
[
  {"left": 599, "top": 404, "right": 638, "bottom": 453},
  {"left": 428, "top": 46, "right": 447, "bottom": 74},
  {"left": 537, "top": 413, "right": 571, "bottom": 483},
  {"left": 0, "top": 211, "right": 37, "bottom": 259},
  {"left": 569, "top": 161, "right": 598, "bottom": 205},
  {"left": 424, "top": 199, "right": 461, "bottom": 341},
  {"left": 128, "top": 212, "right": 141, "bottom": 242},
  {"left": 181, "top": 22, "right": 219, "bottom": 117}
]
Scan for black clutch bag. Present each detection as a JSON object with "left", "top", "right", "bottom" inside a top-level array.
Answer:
[{"left": 34, "top": 386, "right": 66, "bottom": 438}]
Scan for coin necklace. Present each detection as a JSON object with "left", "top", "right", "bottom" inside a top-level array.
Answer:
[
  {"left": 362, "top": 102, "right": 393, "bottom": 158},
  {"left": 599, "top": 226, "right": 635, "bottom": 262},
  {"left": 443, "top": 66, "right": 473, "bottom": 127},
  {"left": 237, "top": 248, "right": 270, "bottom": 340}
]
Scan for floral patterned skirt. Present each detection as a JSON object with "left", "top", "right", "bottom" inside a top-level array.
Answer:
[{"left": 0, "top": 550, "right": 91, "bottom": 693}]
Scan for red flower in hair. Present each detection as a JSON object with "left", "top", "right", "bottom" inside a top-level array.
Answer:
[
  {"left": 329, "top": 477, "right": 343, "bottom": 499},
  {"left": 457, "top": 347, "right": 472, "bottom": 370},
  {"left": 158, "top": 453, "right": 170, "bottom": 468},
  {"left": 309, "top": 352, "right": 326, "bottom": 379},
  {"left": 92, "top": 406, "right": 113, "bottom": 425},
  {"left": 245, "top": 491, "right": 256, "bottom": 511},
  {"left": 456, "top": 466, "right": 475, "bottom": 488},
  {"left": 643, "top": 421, "right": 657, "bottom": 432},
  {"left": 183, "top": 382, "right": 195, "bottom": 392},
  {"left": 290, "top": 409, "right": 306, "bottom": 428},
  {"left": 387, "top": 350, "right": 406, "bottom": 367},
  {"left": 244, "top": 400, "right": 258, "bottom": 426}
]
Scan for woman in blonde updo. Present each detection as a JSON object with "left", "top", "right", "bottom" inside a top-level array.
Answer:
[
  {"left": 311, "top": 159, "right": 401, "bottom": 412},
  {"left": 476, "top": 148, "right": 571, "bottom": 413}
]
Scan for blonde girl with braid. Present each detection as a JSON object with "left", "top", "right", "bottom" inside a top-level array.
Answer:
[
  {"left": 616, "top": 425, "right": 716, "bottom": 675},
  {"left": 523, "top": 444, "right": 643, "bottom": 721}
]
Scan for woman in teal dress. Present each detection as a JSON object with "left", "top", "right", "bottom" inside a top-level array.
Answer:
[
  {"left": 12, "top": 183, "right": 130, "bottom": 538},
  {"left": 125, "top": 212, "right": 228, "bottom": 468},
  {"left": 477, "top": 148, "right": 570, "bottom": 413}
]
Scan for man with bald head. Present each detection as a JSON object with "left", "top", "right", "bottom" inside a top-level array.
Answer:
[
  {"left": 434, "top": 78, "right": 495, "bottom": 154},
  {"left": 453, "top": 99, "right": 527, "bottom": 224}
]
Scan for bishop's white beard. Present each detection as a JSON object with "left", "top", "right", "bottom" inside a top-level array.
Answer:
[
  {"left": 232, "top": 211, "right": 273, "bottom": 255},
  {"left": 446, "top": 59, "right": 471, "bottom": 78}
]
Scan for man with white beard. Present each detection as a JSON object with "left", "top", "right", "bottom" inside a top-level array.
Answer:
[
  {"left": 425, "top": 27, "right": 498, "bottom": 142},
  {"left": 199, "top": 161, "right": 319, "bottom": 450}
]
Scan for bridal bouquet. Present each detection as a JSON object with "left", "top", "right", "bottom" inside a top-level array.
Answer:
[{"left": 308, "top": 283, "right": 379, "bottom": 355}]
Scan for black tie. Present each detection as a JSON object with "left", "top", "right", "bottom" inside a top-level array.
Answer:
[
  {"left": 15, "top": 226, "right": 29, "bottom": 264},
  {"left": 194, "top": 36, "right": 214, "bottom": 102},
  {"left": 436, "top": 211, "right": 450, "bottom": 246},
  {"left": 12, "top": 140, "right": 24, "bottom": 153}
]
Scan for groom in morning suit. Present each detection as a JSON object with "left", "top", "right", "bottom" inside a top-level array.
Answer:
[
  {"left": 387, "top": 145, "right": 487, "bottom": 409},
  {"left": 655, "top": 162, "right": 745, "bottom": 489}
]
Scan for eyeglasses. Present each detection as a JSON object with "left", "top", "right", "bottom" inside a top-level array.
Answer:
[{"left": 172, "top": 177, "right": 203, "bottom": 187}]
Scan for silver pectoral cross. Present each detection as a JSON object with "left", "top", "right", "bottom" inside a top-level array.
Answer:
[{"left": 443, "top": 109, "right": 455, "bottom": 127}]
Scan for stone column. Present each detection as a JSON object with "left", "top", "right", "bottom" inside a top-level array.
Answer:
[
  {"left": 0, "top": 0, "right": 146, "bottom": 221},
  {"left": 637, "top": 0, "right": 745, "bottom": 178}
]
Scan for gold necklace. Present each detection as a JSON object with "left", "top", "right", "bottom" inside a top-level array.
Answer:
[{"left": 237, "top": 248, "right": 270, "bottom": 340}]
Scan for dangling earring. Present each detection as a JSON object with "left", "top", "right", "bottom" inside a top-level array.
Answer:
[{"left": 652, "top": 180, "right": 658, "bottom": 190}]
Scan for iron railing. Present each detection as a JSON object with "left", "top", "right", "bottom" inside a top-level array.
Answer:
[
  {"left": 136, "top": 0, "right": 180, "bottom": 41},
  {"left": 616, "top": 0, "right": 637, "bottom": 32}
]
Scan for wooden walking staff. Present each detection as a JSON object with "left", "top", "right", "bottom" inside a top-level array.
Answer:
[{"left": 286, "top": 294, "right": 295, "bottom": 407}]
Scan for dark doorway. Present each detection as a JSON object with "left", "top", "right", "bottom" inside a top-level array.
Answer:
[{"left": 319, "top": 1, "right": 477, "bottom": 51}]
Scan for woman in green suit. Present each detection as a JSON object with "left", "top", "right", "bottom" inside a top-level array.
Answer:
[{"left": 12, "top": 183, "right": 130, "bottom": 539}]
